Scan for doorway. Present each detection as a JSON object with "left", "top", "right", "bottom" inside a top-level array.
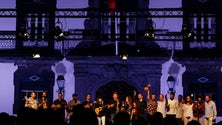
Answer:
[{"left": 96, "top": 81, "right": 137, "bottom": 103}]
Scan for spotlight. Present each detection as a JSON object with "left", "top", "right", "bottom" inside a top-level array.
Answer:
[
  {"left": 18, "top": 27, "right": 29, "bottom": 40},
  {"left": 181, "top": 26, "right": 194, "bottom": 41},
  {"left": 55, "top": 26, "right": 66, "bottom": 40},
  {"left": 32, "top": 48, "right": 40, "bottom": 58},
  {"left": 144, "top": 26, "right": 155, "bottom": 40},
  {"left": 120, "top": 53, "right": 128, "bottom": 60},
  {"left": 33, "top": 53, "right": 40, "bottom": 58}
]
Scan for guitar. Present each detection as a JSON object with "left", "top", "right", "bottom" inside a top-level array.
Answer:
[
  {"left": 95, "top": 105, "right": 108, "bottom": 115},
  {"left": 40, "top": 97, "right": 48, "bottom": 109}
]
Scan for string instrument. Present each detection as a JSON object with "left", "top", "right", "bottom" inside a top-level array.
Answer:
[
  {"left": 41, "top": 97, "right": 48, "bottom": 109},
  {"left": 95, "top": 105, "right": 107, "bottom": 115}
]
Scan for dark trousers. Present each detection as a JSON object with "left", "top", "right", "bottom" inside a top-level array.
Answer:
[{"left": 177, "top": 118, "right": 184, "bottom": 125}]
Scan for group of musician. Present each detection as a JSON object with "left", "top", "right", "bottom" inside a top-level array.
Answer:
[{"left": 24, "top": 85, "right": 217, "bottom": 125}]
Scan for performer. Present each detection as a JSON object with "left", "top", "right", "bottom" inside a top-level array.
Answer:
[
  {"left": 193, "top": 96, "right": 204, "bottom": 125},
  {"left": 66, "top": 93, "right": 81, "bottom": 121},
  {"left": 24, "top": 91, "right": 38, "bottom": 110},
  {"left": 51, "top": 93, "right": 67, "bottom": 125},
  {"left": 176, "top": 95, "right": 184, "bottom": 125},
  {"left": 204, "top": 95, "right": 217, "bottom": 125},
  {"left": 94, "top": 97, "right": 106, "bottom": 125},
  {"left": 136, "top": 93, "right": 147, "bottom": 117},
  {"left": 157, "top": 94, "right": 167, "bottom": 118},
  {"left": 82, "top": 93, "right": 94, "bottom": 110},
  {"left": 146, "top": 84, "right": 157, "bottom": 116},
  {"left": 166, "top": 92, "right": 177, "bottom": 118},
  {"left": 124, "top": 96, "right": 133, "bottom": 115},
  {"left": 107, "top": 91, "right": 121, "bottom": 123},
  {"left": 131, "top": 101, "right": 140, "bottom": 125},
  {"left": 182, "top": 95, "right": 193, "bottom": 125},
  {"left": 38, "top": 91, "right": 50, "bottom": 110}
]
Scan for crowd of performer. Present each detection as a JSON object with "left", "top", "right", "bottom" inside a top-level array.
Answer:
[{"left": 23, "top": 85, "right": 217, "bottom": 125}]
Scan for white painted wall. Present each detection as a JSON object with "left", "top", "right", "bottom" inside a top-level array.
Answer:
[
  {"left": 56, "top": 0, "right": 88, "bottom": 30},
  {"left": 0, "top": 63, "right": 17, "bottom": 115},
  {"left": 51, "top": 58, "right": 75, "bottom": 102},
  {"left": 149, "top": 0, "right": 182, "bottom": 32},
  {"left": 161, "top": 59, "right": 186, "bottom": 99},
  {"left": 0, "top": 0, "right": 16, "bottom": 30}
]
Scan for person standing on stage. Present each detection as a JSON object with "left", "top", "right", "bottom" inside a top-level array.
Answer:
[
  {"left": 38, "top": 91, "right": 50, "bottom": 110},
  {"left": 94, "top": 97, "right": 106, "bottom": 125},
  {"left": 193, "top": 96, "right": 204, "bottom": 125},
  {"left": 157, "top": 94, "right": 167, "bottom": 118},
  {"left": 176, "top": 95, "right": 184, "bottom": 125},
  {"left": 166, "top": 92, "right": 178, "bottom": 118},
  {"left": 82, "top": 93, "right": 94, "bottom": 110},
  {"left": 136, "top": 93, "right": 147, "bottom": 117},
  {"left": 51, "top": 93, "right": 67, "bottom": 125},
  {"left": 107, "top": 91, "right": 121, "bottom": 123},
  {"left": 24, "top": 91, "right": 38, "bottom": 110},
  {"left": 146, "top": 85, "right": 157, "bottom": 116},
  {"left": 182, "top": 95, "right": 193, "bottom": 125},
  {"left": 125, "top": 96, "right": 133, "bottom": 115},
  {"left": 66, "top": 93, "right": 81, "bottom": 121},
  {"left": 204, "top": 95, "right": 217, "bottom": 125}
]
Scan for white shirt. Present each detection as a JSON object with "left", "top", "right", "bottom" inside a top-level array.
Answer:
[
  {"left": 182, "top": 103, "right": 193, "bottom": 118},
  {"left": 176, "top": 101, "right": 183, "bottom": 118},
  {"left": 205, "top": 101, "right": 217, "bottom": 118},
  {"left": 167, "top": 99, "right": 178, "bottom": 115},
  {"left": 157, "top": 100, "right": 166, "bottom": 118},
  {"left": 25, "top": 97, "right": 38, "bottom": 110}
]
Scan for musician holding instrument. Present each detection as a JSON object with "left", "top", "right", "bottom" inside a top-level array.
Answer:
[
  {"left": 51, "top": 93, "right": 67, "bottom": 111},
  {"left": 24, "top": 91, "right": 38, "bottom": 110},
  {"left": 38, "top": 91, "right": 50, "bottom": 110},
  {"left": 66, "top": 93, "right": 81, "bottom": 121},
  {"left": 106, "top": 91, "right": 121, "bottom": 123},
  {"left": 94, "top": 97, "right": 106, "bottom": 125},
  {"left": 82, "top": 93, "right": 94, "bottom": 110}
]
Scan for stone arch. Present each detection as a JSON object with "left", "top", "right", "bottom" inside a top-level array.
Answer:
[
  {"left": 183, "top": 73, "right": 217, "bottom": 100},
  {"left": 13, "top": 62, "right": 54, "bottom": 114},
  {"left": 96, "top": 81, "right": 137, "bottom": 103}
]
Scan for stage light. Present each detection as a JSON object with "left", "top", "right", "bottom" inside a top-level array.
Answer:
[
  {"left": 181, "top": 26, "right": 194, "bottom": 41},
  {"left": 120, "top": 53, "right": 128, "bottom": 60},
  {"left": 32, "top": 48, "right": 40, "bottom": 58},
  {"left": 18, "top": 27, "right": 30, "bottom": 40},
  {"left": 144, "top": 26, "right": 155, "bottom": 40},
  {"left": 55, "top": 26, "right": 66, "bottom": 40},
  {"left": 33, "top": 53, "right": 40, "bottom": 58}
]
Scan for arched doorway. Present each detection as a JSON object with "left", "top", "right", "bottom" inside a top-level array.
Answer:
[
  {"left": 187, "top": 77, "right": 217, "bottom": 101},
  {"left": 13, "top": 66, "right": 54, "bottom": 114},
  {"left": 96, "top": 81, "right": 137, "bottom": 103},
  {"left": 183, "top": 75, "right": 217, "bottom": 102}
]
